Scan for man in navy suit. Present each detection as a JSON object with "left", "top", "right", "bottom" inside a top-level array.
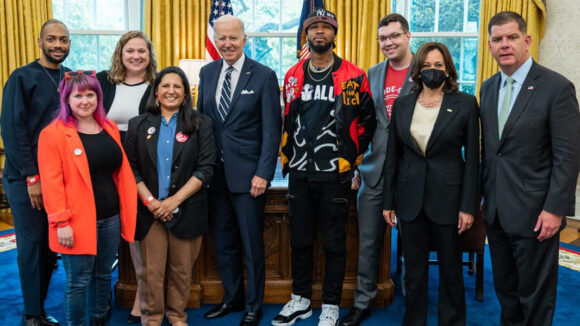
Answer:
[
  {"left": 197, "top": 15, "right": 281, "bottom": 326},
  {"left": 480, "top": 11, "right": 580, "bottom": 325}
]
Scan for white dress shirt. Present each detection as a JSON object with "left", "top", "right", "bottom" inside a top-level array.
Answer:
[
  {"left": 497, "top": 56, "right": 533, "bottom": 117},
  {"left": 215, "top": 54, "right": 246, "bottom": 108}
]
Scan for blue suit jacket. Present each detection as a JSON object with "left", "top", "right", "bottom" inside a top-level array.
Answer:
[{"left": 197, "top": 57, "right": 282, "bottom": 193}]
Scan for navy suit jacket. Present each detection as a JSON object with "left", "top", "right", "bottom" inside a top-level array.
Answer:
[
  {"left": 197, "top": 57, "right": 282, "bottom": 193},
  {"left": 480, "top": 61, "right": 580, "bottom": 237}
]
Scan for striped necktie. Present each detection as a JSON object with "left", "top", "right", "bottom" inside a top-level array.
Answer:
[
  {"left": 218, "top": 66, "right": 234, "bottom": 122},
  {"left": 498, "top": 76, "right": 514, "bottom": 137}
]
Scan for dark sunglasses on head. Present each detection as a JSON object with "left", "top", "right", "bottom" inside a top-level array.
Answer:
[{"left": 64, "top": 70, "right": 97, "bottom": 81}]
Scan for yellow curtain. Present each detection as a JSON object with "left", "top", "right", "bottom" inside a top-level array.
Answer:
[
  {"left": 326, "top": 0, "right": 391, "bottom": 71},
  {"left": 0, "top": 0, "right": 53, "bottom": 148},
  {"left": 144, "top": 0, "right": 211, "bottom": 69},
  {"left": 476, "top": 0, "right": 546, "bottom": 96}
]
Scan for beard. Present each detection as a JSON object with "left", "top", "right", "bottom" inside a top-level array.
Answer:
[
  {"left": 307, "top": 38, "right": 333, "bottom": 54},
  {"left": 41, "top": 44, "right": 70, "bottom": 64}
]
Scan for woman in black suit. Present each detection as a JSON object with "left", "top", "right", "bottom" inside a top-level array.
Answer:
[
  {"left": 124, "top": 66, "right": 216, "bottom": 326},
  {"left": 382, "top": 42, "right": 479, "bottom": 326}
]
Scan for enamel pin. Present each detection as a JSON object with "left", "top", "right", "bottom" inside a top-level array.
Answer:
[
  {"left": 175, "top": 131, "right": 188, "bottom": 143},
  {"left": 74, "top": 148, "right": 82, "bottom": 156}
]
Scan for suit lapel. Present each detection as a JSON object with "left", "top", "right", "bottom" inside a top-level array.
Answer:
[
  {"left": 207, "top": 60, "right": 222, "bottom": 123},
  {"left": 145, "top": 114, "right": 161, "bottom": 170},
  {"left": 172, "top": 119, "right": 188, "bottom": 164},
  {"left": 499, "top": 62, "right": 540, "bottom": 146},
  {"left": 226, "top": 58, "right": 254, "bottom": 123},
  {"left": 426, "top": 92, "right": 460, "bottom": 153},
  {"left": 485, "top": 74, "right": 501, "bottom": 143},
  {"left": 63, "top": 126, "right": 92, "bottom": 188},
  {"left": 373, "top": 61, "right": 389, "bottom": 125},
  {"left": 399, "top": 92, "right": 423, "bottom": 155}
]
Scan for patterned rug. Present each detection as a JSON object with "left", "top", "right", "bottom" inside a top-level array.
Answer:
[{"left": 0, "top": 229, "right": 15, "bottom": 252}]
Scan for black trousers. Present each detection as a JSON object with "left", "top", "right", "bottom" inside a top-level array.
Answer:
[
  {"left": 4, "top": 178, "right": 57, "bottom": 317},
  {"left": 486, "top": 217, "right": 559, "bottom": 326},
  {"left": 399, "top": 210, "right": 466, "bottom": 326},
  {"left": 287, "top": 176, "right": 350, "bottom": 305}
]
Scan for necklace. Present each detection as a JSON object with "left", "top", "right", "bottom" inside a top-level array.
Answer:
[
  {"left": 307, "top": 60, "right": 333, "bottom": 83},
  {"left": 418, "top": 91, "right": 443, "bottom": 108},
  {"left": 39, "top": 63, "right": 63, "bottom": 93}
]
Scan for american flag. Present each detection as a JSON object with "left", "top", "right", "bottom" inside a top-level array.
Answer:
[
  {"left": 297, "top": 0, "right": 324, "bottom": 61},
  {"left": 206, "top": 0, "right": 234, "bottom": 61}
]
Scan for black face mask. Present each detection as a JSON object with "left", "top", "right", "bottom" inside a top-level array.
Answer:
[{"left": 420, "top": 68, "right": 447, "bottom": 89}]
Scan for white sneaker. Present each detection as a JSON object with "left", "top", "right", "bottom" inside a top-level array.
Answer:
[
  {"left": 318, "top": 304, "right": 339, "bottom": 326},
  {"left": 272, "top": 293, "right": 313, "bottom": 326}
]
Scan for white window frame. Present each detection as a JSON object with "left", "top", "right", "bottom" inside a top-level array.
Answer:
[
  {"left": 394, "top": 0, "right": 479, "bottom": 91},
  {"left": 54, "top": 0, "right": 142, "bottom": 70}
]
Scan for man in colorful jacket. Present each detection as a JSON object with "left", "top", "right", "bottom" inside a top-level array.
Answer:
[{"left": 274, "top": 9, "right": 376, "bottom": 326}]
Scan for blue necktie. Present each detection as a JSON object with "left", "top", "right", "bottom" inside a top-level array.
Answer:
[{"left": 218, "top": 66, "right": 234, "bottom": 122}]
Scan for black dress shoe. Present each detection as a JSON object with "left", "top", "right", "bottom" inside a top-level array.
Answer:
[
  {"left": 339, "top": 307, "right": 370, "bottom": 326},
  {"left": 40, "top": 315, "right": 60, "bottom": 326},
  {"left": 127, "top": 313, "right": 141, "bottom": 324},
  {"left": 240, "top": 310, "right": 262, "bottom": 326},
  {"left": 204, "top": 303, "right": 244, "bottom": 319}
]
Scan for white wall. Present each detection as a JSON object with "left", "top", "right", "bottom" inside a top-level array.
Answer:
[
  {"left": 538, "top": 0, "right": 580, "bottom": 218},
  {"left": 538, "top": 0, "right": 580, "bottom": 104}
]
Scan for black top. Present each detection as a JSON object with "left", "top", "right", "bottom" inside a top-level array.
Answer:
[
  {"left": 291, "top": 66, "right": 339, "bottom": 182},
  {"left": 78, "top": 130, "right": 123, "bottom": 220},
  {"left": 1, "top": 60, "right": 70, "bottom": 181}
]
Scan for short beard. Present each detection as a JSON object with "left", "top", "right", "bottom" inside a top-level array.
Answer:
[
  {"left": 42, "top": 45, "right": 69, "bottom": 64},
  {"left": 308, "top": 39, "right": 333, "bottom": 54}
]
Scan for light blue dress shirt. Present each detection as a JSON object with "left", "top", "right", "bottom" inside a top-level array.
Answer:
[
  {"left": 157, "top": 113, "right": 177, "bottom": 199},
  {"left": 497, "top": 56, "right": 533, "bottom": 117}
]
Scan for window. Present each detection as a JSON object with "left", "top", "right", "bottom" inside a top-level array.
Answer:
[
  {"left": 392, "top": 0, "right": 480, "bottom": 94},
  {"left": 52, "top": 0, "right": 142, "bottom": 71},
  {"left": 232, "top": 0, "right": 302, "bottom": 85}
]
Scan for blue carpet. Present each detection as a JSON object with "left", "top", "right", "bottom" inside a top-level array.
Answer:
[{"left": 0, "top": 229, "right": 579, "bottom": 325}]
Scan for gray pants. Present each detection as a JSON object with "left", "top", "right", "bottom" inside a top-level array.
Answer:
[{"left": 353, "top": 179, "right": 387, "bottom": 309}]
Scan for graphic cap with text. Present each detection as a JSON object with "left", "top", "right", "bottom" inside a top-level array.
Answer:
[{"left": 303, "top": 8, "right": 338, "bottom": 33}]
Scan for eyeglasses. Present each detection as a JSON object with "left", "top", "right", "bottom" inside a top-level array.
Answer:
[
  {"left": 377, "top": 32, "right": 405, "bottom": 43},
  {"left": 64, "top": 70, "right": 97, "bottom": 81}
]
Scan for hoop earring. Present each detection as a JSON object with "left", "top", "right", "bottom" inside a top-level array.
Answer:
[{"left": 155, "top": 98, "right": 160, "bottom": 107}]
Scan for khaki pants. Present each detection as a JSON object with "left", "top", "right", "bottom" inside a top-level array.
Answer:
[{"left": 134, "top": 221, "right": 202, "bottom": 326}]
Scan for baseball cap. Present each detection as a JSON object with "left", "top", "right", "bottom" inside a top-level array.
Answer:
[{"left": 303, "top": 8, "right": 338, "bottom": 32}]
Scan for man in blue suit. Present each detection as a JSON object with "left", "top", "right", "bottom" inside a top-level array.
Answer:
[{"left": 197, "top": 15, "right": 282, "bottom": 326}]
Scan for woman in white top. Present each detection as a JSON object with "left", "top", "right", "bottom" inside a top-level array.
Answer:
[
  {"left": 97, "top": 30, "right": 157, "bottom": 139},
  {"left": 97, "top": 30, "right": 157, "bottom": 323}
]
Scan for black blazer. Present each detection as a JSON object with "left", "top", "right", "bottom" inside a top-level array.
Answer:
[
  {"left": 124, "top": 113, "right": 217, "bottom": 240},
  {"left": 479, "top": 61, "right": 580, "bottom": 237},
  {"left": 383, "top": 91, "right": 480, "bottom": 224},
  {"left": 97, "top": 70, "right": 152, "bottom": 114}
]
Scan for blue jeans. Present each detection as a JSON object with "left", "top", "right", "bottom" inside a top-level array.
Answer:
[{"left": 61, "top": 214, "right": 120, "bottom": 326}]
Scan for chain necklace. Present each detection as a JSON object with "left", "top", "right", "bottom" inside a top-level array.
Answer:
[
  {"left": 307, "top": 60, "right": 333, "bottom": 82},
  {"left": 418, "top": 91, "right": 443, "bottom": 108},
  {"left": 39, "top": 62, "right": 63, "bottom": 93}
]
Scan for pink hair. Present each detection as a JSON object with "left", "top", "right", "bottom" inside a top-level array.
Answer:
[{"left": 54, "top": 74, "right": 112, "bottom": 128}]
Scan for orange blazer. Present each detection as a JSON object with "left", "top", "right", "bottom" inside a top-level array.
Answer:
[{"left": 38, "top": 120, "right": 137, "bottom": 255}]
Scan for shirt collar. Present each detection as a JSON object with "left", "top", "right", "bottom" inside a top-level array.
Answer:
[
  {"left": 500, "top": 56, "right": 533, "bottom": 87},
  {"left": 221, "top": 53, "right": 245, "bottom": 73},
  {"left": 161, "top": 112, "right": 178, "bottom": 124}
]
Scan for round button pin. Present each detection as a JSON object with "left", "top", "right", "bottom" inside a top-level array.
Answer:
[{"left": 74, "top": 148, "right": 82, "bottom": 156}]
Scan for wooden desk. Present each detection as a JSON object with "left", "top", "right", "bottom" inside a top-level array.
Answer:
[{"left": 115, "top": 187, "right": 394, "bottom": 308}]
